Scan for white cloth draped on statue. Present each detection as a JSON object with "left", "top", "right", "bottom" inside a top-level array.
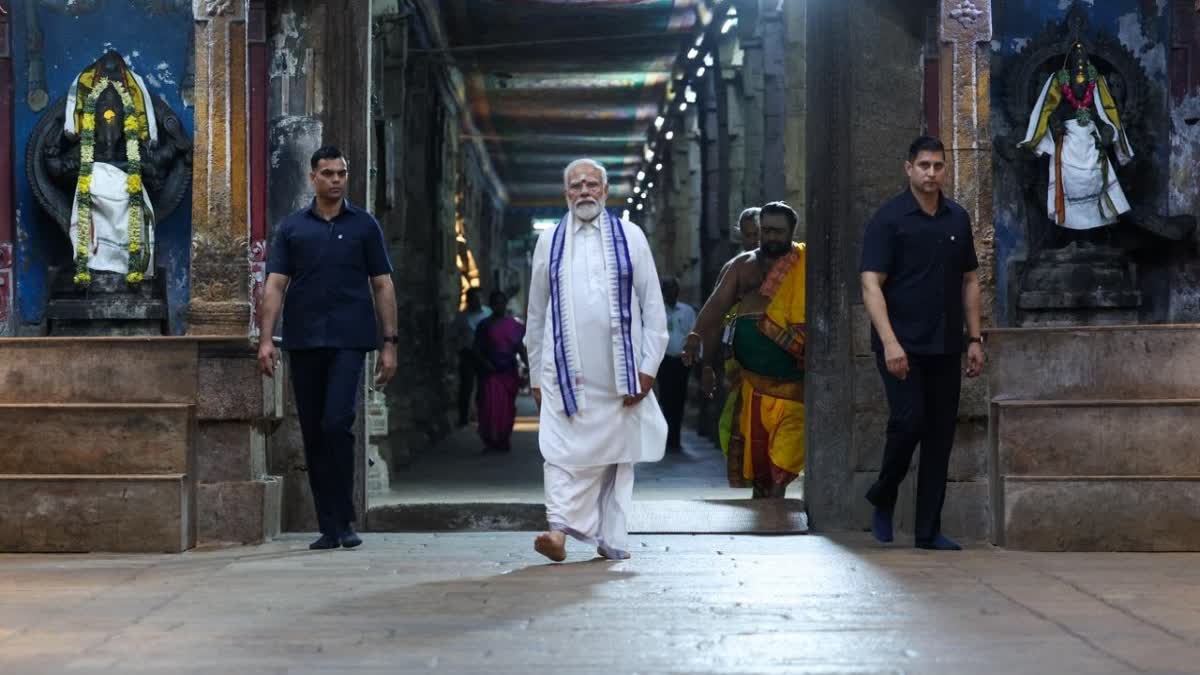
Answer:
[
  {"left": 1020, "top": 74, "right": 1134, "bottom": 231},
  {"left": 69, "top": 161, "right": 156, "bottom": 276}
]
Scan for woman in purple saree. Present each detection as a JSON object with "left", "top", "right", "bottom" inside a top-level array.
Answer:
[{"left": 474, "top": 290, "right": 527, "bottom": 452}]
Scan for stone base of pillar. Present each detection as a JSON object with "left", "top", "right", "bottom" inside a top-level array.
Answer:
[
  {"left": 195, "top": 341, "right": 283, "bottom": 545},
  {"left": 188, "top": 300, "right": 252, "bottom": 336},
  {"left": 198, "top": 477, "right": 283, "bottom": 545}
]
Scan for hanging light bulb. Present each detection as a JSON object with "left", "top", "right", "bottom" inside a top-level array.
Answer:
[
  {"left": 654, "top": 115, "right": 665, "bottom": 130},
  {"left": 627, "top": 197, "right": 634, "bottom": 204},
  {"left": 655, "top": 163, "right": 663, "bottom": 171},
  {"left": 622, "top": 209, "right": 631, "bottom": 220},
  {"left": 703, "top": 53, "right": 714, "bottom": 67},
  {"left": 679, "top": 101, "right": 688, "bottom": 112},
  {"left": 685, "top": 84, "right": 697, "bottom": 103},
  {"left": 696, "top": 66, "right": 706, "bottom": 78},
  {"left": 665, "top": 130, "right": 675, "bottom": 141},
  {"left": 687, "top": 48, "right": 699, "bottom": 60},
  {"left": 633, "top": 185, "right": 641, "bottom": 195},
  {"left": 695, "top": 33, "right": 705, "bottom": 47},
  {"left": 637, "top": 170, "right": 646, "bottom": 181},
  {"left": 636, "top": 203, "right": 644, "bottom": 211},
  {"left": 647, "top": 182, "right": 654, "bottom": 189}
]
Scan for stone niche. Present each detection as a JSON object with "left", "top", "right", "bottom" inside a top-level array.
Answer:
[{"left": 991, "top": 1, "right": 1198, "bottom": 327}]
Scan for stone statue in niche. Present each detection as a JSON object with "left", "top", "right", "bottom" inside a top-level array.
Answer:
[
  {"left": 1019, "top": 39, "right": 1135, "bottom": 236},
  {"left": 26, "top": 49, "right": 192, "bottom": 334}
]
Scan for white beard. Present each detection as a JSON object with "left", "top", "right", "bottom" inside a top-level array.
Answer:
[{"left": 571, "top": 200, "right": 603, "bottom": 223}]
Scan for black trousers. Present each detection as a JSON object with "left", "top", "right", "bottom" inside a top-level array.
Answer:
[
  {"left": 457, "top": 349, "right": 477, "bottom": 426},
  {"left": 289, "top": 348, "right": 366, "bottom": 537},
  {"left": 865, "top": 351, "right": 961, "bottom": 544},
  {"left": 658, "top": 354, "right": 690, "bottom": 450}
]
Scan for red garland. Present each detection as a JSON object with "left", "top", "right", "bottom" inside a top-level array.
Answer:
[{"left": 1061, "top": 81, "right": 1096, "bottom": 110}]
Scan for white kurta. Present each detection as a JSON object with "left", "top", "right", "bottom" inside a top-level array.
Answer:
[
  {"left": 526, "top": 214, "right": 669, "bottom": 469},
  {"left": 526, "top": 212, "right": 668, "bottom": 558}
]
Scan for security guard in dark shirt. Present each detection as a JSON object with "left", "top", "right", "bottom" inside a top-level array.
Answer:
[
  {"left": 860, "top": 136, "right": 985, "bottom": 551},
  {"left": 258, "top": 146, "right": 398, "bottom": 551}
]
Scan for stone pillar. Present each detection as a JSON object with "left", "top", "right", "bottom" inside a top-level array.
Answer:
[
  {"left": 804, "top": 0, "right": 928, "bottom": 531},
  {"left": 782, "top": 0, "right": 807, "bottom": 238},
  {"left": 938, "top": 0, "right": 994, "bottom": 541},
  {"left": 189, "top": 0, "right": 252, "bottom": 337},
  {"left": 0, "top": 0, "right": 13, "bottom": 337},
  {"left": 940, "top": 0, "right": 994, "bottom": 323}
]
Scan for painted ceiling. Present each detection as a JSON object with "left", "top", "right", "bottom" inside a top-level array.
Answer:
[{"left": 441, "top": 0, "right": 700, "bottom": 211}]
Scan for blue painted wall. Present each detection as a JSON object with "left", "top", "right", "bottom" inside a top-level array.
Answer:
[
  {"left": 11, "top": 1, "right": 193, "bottom": 334},
  {"left": 991, "top": 0, "right": 1171, "bottom": 325}
]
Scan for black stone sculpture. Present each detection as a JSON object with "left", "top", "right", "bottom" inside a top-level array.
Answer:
[{"left": 25, "top": 49, "right": 192, "bottom": 335}]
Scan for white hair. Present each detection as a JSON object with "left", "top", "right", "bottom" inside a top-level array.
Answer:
[
  {"left": 731, "top": 207, "right": 761, "bottom": 244},
  {"left": 563, "top": 158, "right": 609, "bottom": 188}
]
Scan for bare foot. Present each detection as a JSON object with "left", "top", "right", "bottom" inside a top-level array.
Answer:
[
  {"left": 534, "top": 531, "right": 567, "bottom": 562},
  {"left": 597, "top": 547, "right": 631, "bottom": 561}
]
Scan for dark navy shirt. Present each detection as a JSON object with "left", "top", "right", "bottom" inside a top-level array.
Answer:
[
  {"left": 860, "top": 190, "right": 978, "bottom": 355},
  {"left": 266, "top": 199, "right": 393, "bottom": 351}
]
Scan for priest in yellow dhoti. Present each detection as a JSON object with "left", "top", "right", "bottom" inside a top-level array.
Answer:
[{"left": 684, "top": 202, "right": 805, "bottom": 498}]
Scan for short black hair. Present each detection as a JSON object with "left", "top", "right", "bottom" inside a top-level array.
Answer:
[
  {"left": 907, "top": 136, "right": 945, "bottom": 162},
  {"left": 311, "top": 146, "right": 346, "bottom": 170},
  {"left": 488, "top": 290, "right": 507, "bottom": 306},
  {"left": 760, "top": 201, "right": 799, "bottom": 229},
  {"left": 465, "top": 287, "right": 482, "bottom": 300}
]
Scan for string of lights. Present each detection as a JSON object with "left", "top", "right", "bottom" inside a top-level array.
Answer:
[{"left": 622, "top": 0, "right": 739, "bottom": 222}]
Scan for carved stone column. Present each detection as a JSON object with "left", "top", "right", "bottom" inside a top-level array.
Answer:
[
  {"left": 940, "top": 0, "right": 994, "bottom": 322},
  {"left": 189, "top": 0, "right": 251, "bottom": 336}
]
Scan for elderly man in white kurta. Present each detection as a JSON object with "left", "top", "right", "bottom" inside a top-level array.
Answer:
[{"left": 525, "top": 158, "right": 669, "bottom": 562}]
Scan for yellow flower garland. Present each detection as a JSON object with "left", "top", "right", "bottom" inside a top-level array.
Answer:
[{"left": 72, "top": 77, "right": 147, "bottom": 286}]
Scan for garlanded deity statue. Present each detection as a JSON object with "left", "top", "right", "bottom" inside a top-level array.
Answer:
[
  {"left": 1019, "top": 40, "right": 1135, "bottom": 233},
  {"left": 28, "top": 50, "right": 192, "bottom": 287}
]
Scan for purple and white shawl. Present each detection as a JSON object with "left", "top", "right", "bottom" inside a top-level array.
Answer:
[{"left": 548, "top": 209, "right": 638, "bottom": 417}]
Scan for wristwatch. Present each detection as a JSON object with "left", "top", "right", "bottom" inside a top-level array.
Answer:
[
  {"left": 382, "top": 335, "right": 400, "bottom": 344},
  {"left": 967, "top": 335, "right": 984, "bottom": 345}
]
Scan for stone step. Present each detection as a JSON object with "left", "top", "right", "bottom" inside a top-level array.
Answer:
[
  {"left": 0, "top": 403, "right": 193, "bottom": 475},
  {"left": 0, "top": 474, "right": 194, "bottom": 553},
  {"left": 0, "top": 337, "right": 199, "bottom": 403},
  {"left": 999, "top": 477, "right": 1200, "bottom": 552},
  {"left": 996, "top": 399, "right": 1200, "bottom": 477},
  {"left": 987, "top": 325, "right": 1200, "bottom": 400}
]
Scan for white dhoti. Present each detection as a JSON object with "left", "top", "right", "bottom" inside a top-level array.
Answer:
[
  {"left": 544, "top": 462, "right": 635, "bottom": 559},
  {"left": 1043, "top": 119, "right": 1131, "bottom": 230},
  {"left": 526, "top": 210, "right": 670, "bottom": 560}
]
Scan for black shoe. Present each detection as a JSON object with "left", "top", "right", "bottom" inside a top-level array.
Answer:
[
  {"left": 339, "top": 527, "right": 363, "bottom": 549},
  {"left": 915, "top": 534, "right": 962, "bottom": 551},
  {"left": 309, "top": 534, "right": 340, "bottom": 550}
]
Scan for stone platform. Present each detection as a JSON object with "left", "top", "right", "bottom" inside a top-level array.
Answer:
[
  {"left": 0, "top": 337, "right": 282, "bottom": 552},
  {"left": 987, "top": 325, "right": 1200, "bottom": 551}
]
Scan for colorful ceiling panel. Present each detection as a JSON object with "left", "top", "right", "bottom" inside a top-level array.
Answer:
[{"left": 442, "top": 0, "right": 698, "bottom": 209}]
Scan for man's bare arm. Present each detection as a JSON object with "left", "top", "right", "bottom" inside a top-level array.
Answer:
[
  {"left": 370, "top": 273, "right": 398, "bottom": 338},
  {"left": 861, "top": 271, "right": 909, "bottom": 379},
  {"left": 861, "top": 271, "right": 896, "bottom": 346},
  {"left": 962, "top": 270, "right": 981, "bottom": 338},
  {"left": 257, "top": 273, "right": 289, "bottom": 376},
  {"left": 684, "top": 258, "right": 743, "bottom": 368},
  {"left": 370, "top": 273, "right": 399, "bottom": 386}
]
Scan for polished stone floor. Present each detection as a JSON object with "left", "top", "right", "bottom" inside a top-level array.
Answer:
[{"left": 4, "top": 532, "right": 1200, "bottom": 674}]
